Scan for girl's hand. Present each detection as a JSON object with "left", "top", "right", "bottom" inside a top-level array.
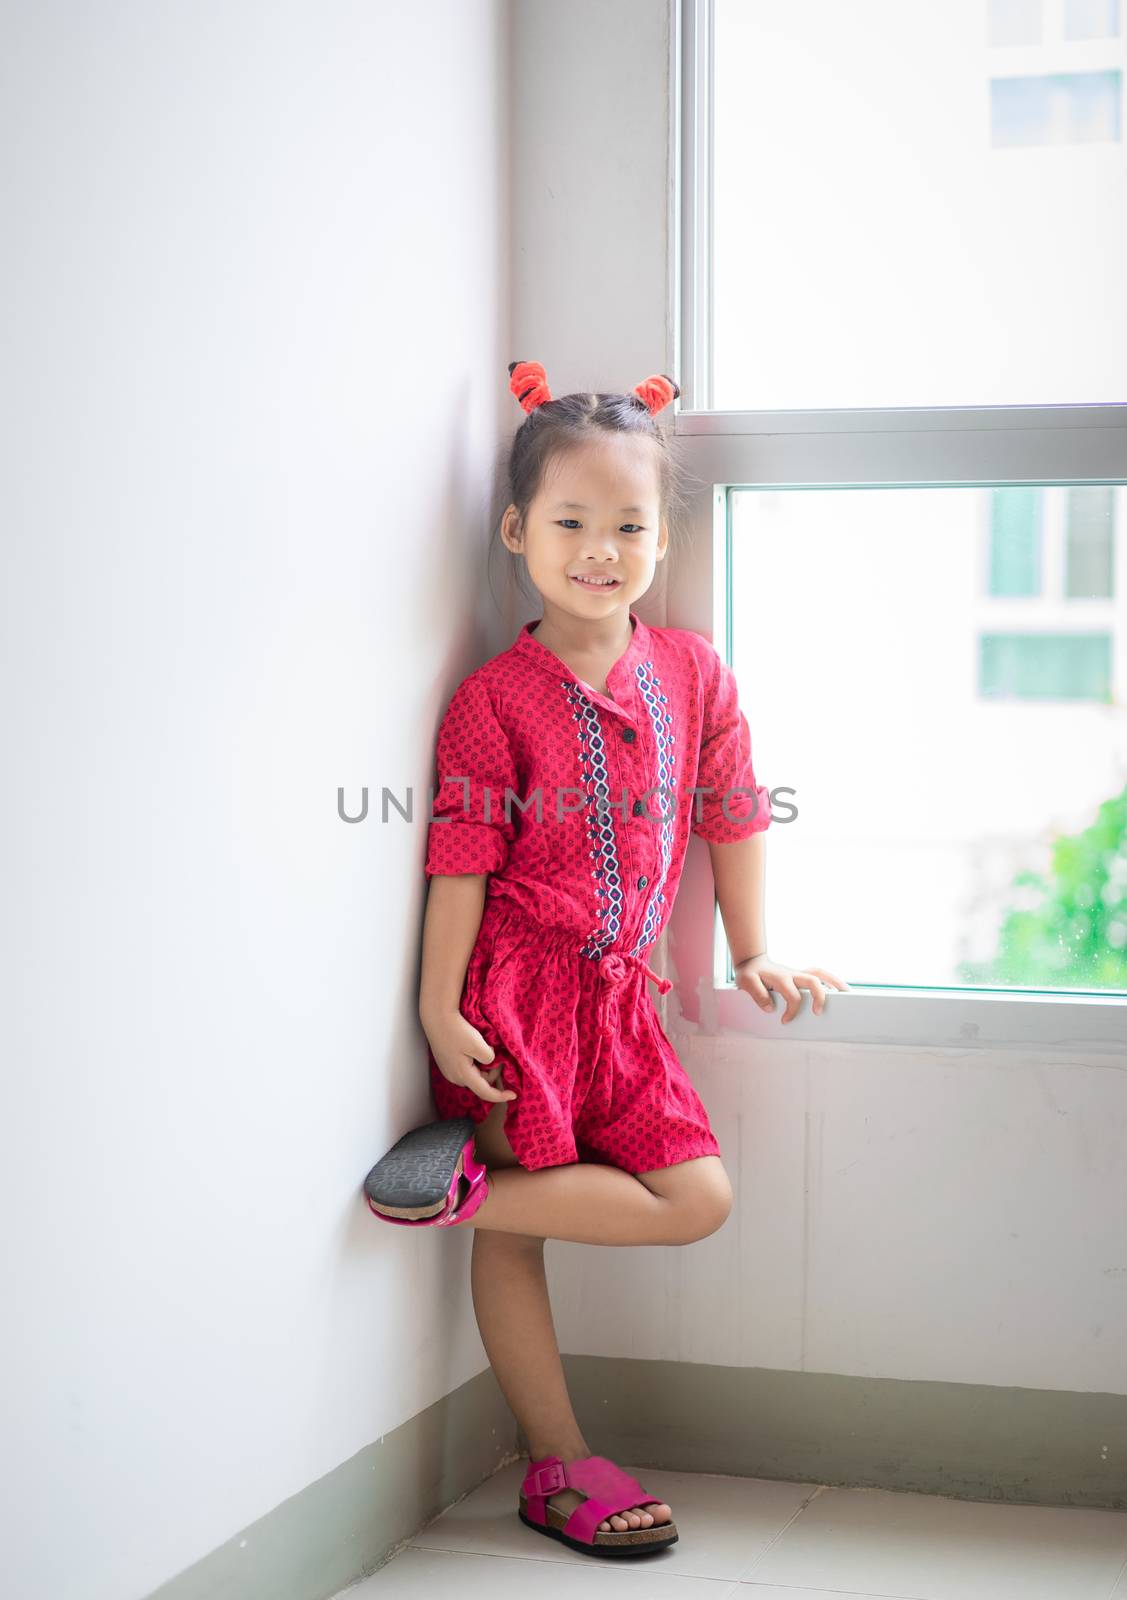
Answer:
[
  {"left": 421, "top": 1008, "right": 517, "bottom": 1104},
  {"left": 734, "top": 953, "right": 850, "bottom": 1024}
]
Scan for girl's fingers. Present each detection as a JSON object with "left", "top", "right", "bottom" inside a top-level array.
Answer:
[
  {"left": 461, "top": 1063, "right": 517, "bottom": 1103},
  {"left": 742, "top": 965, "right": 850, "bottom": 1023},
  {"left": 798, "top": 973, "right": 828, "bottom": 1014},
  {"left": 467, "top": 1029, "right": 496, "bottom": 1066},
  {"left": 803, "top": 966, "right": 851, "bottom": 990},
  {"left": 741, "top": 973, "right": 774, "bottom": 1012},
  {"left": 777, "top": 978, "right": 804, "bottom": 1023}
]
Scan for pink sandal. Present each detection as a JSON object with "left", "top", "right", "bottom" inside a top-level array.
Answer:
[
  {"left": 364, "top": 1117, "right": 489, "bottom": 1228},
  {"left": 518, "top": 1454, "right": 678, "bottom": 1557}
]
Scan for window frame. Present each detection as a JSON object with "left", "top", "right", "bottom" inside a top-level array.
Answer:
[{"left": 668, "top": 0, "right": 1127, "bottom": 1042}]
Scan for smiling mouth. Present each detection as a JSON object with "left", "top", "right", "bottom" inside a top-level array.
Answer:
[{"left": 570, "top": 574, "right": 622, "bottom": 589}]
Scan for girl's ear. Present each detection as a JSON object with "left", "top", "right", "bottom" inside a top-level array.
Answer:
[{"left": 500, "top": 503, "right": 522, "bottom": 551}]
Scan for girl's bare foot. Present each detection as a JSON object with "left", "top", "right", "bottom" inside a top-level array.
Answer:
[{"left": 547, "top": 1471, "right": 673, "bottom": 1533}]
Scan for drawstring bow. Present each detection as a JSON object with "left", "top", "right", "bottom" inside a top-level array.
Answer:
[{"left": 595, "top": 951, "right": 672, "bottom": 1037}]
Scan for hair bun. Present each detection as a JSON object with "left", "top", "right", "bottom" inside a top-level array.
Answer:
[
  {"left": 632, "top": 374, "right": 680, "bottom": 416},
  {"left": 508, "top": 360, "right": 553, "bottom": 413}
]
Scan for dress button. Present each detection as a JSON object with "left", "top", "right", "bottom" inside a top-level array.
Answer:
[
  {"left": 637, "top": 875, "right": 649, "bottom": 889},
  {"left": 632, "top": 799, "right": 645, "bottom": 816},
  {"left": 621, "top": 727, "right": 636, "bottom": 743}
]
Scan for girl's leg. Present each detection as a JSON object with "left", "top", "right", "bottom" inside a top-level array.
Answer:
[
  {"left": 457, "top": 1114, "right": 733, "bottom": 1247},
  {"left": 469, "top": 1104, "right": 673, "bottom": 1533}
]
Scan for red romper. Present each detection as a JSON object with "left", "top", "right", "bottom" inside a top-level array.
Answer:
[{"left": 423, "top": 610, "right": 772, "bottom": 1175}]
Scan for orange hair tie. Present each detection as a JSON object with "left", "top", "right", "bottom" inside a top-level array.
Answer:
[
  {"left": 633, "top": 374, "right": 680, "bottom": 416},
  {"left": 508, "top": 360, "right": 553, "bottom": 413}
]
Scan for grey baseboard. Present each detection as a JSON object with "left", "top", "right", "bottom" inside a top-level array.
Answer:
[
  {"left": 143, "top": 1367, "right": 519, "bottom": 1600},
  {"left": 145, "top": 1350, "right": 1127, "bottom": 1600},
  {"left": 553, "top": 1354, "right": 1127, "bottom": 1512}
]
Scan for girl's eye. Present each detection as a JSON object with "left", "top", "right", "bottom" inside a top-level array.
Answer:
[{"left": 556, "top": 520, "right": 644, "bottom": 534}]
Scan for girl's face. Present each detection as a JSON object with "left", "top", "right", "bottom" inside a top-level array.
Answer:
[{"left": 501, "top": 434, "right": 668, "bottom": 622}]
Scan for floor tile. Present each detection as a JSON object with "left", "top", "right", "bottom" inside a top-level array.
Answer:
[
  {"left": 346, "top": 1545, "right": 740, "bottom": 1596},
  {"left": 741, "top": 1482, "right": 1127, "bottom": 1598},
  {"left": 732, "top": 1592, "right": 949, "bottom": 1599},
  {"left": 409, "top": 1459, "right": 818, "bottom": 1580}
]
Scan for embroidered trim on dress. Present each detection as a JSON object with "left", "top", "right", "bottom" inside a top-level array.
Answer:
[
  {"left": 564, "top": 681, "right": 624, "bottom": 960},
  {"left": 631, "top": 658, "right": 676, "bottom": 957}
]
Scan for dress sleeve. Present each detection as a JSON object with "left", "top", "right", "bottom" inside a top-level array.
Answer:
[
  {"left": 424, "top": 674, "right": 520, "bottom": 879},
  {"left": 690, "top": 644, "right": 772, "bottom": 844}
]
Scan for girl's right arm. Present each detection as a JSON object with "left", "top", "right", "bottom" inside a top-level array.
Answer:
[
  {"left": 418, "top": 874, "right": 516, "bottom": 1105},
  {"left": 421, "top": 674, "right": 520, "bottom": 1105}
]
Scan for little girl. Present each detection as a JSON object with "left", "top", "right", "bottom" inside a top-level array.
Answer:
[{"left": 365, "top": 359, "right": 848, "bottom": 1559}]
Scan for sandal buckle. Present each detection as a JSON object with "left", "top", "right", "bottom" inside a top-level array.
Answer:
[{"left": 529, "top": 1461, "right": 567, "bottom": 1496}]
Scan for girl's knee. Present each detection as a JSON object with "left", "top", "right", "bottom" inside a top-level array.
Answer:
[
  {"left": 684, "top": 1175, "right": 733, "bottom": 1242},
  {"left": 658, "top": 1160, "right": 733, "bottom": 1244}
]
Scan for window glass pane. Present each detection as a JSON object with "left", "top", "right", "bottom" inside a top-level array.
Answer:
[
  {"left": 979, "top": 631, "right": 1112, "bottom": 696},
  {"left": 712, "top": 0, "right": 1127, "bottom": 408},
  {"left": 730, "top": 483, "right": 1127, "bottom": 991},
  {"left": 1063, "top": 0, "right": 1120, "bottom": 41},
  {"left": 990, "top": 0, "right": 1042, "bottom": 46},
  {"left": 1066, "top": 485, "right": 1116, "bottom": 596},
  {"left": 990, "top": 70, "right": 1121, "bottom": 146},
  {"left": 989, "top": 487, "right": 1041, "bottom": 594}
]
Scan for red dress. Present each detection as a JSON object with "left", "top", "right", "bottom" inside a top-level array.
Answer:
[{"left": 423, "top": 610, "right": 771, "bottom": 1175}]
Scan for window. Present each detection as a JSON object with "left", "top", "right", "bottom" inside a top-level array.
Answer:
[
  {"left": 990, "top": 70, "right": 1121, "bottom": 146},
  {"left": 707, "top": 0, "right": 1127, "bottom": 409},
  {"left": 1063, "top": 0, "right": 1121, "bottom": 42},
  {"left": 989, "top": 1, "right": 1122, "bottom": 146},
  {"left": 1066, "top": 485, "right": 1116, "bottom": 597},
  {"left": 980, "top": 484, "right": 1117, "bottom": 699},
  {"left": 989, "top": 487, "right": 1042, "bottom": 596},
  {"left": 990, "top": 0, "right": 1043, "bottom": 47},
  {"left": 988, "top": 0, "right": 1124, "bottom": 44},
  {"left": 725, "top": 482, "right": 1122, "bottom": 992},
  {"left": 978, "top": 630, "right": 1112, "bottom": 696},
  {"left": 674, "top": 0, "right": 1127, "bottom": 1030}
]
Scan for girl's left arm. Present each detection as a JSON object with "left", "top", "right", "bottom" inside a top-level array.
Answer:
[
  {"left": 708, "top": 831, "right": 851, "bottom": 1024},
  {"left": 707, "top": 830, "right": 768, "bottom": 970}
]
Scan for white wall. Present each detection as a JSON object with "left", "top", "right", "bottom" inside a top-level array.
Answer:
[
  {"left": 1, "top": 4, "right": 511, "bottom": 1598},
  {"left": 509, "top": 2, "right": 1127, "bottom": 1397},
  {"left": 508, "top": 0, "right": 677, "bottom": 426},
  {"left": 552, "top": 1033, "right": 1127, "bottom": 1391}
]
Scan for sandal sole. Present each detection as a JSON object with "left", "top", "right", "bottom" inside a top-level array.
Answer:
[
  {"left": 364, "top": 1118, "right": 477, "bottom": 1217},
  {"left": 518, "top": 1503, "right": 678, "bottom": 1558}
]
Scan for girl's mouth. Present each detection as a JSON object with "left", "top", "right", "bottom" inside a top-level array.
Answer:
[{"left": 570, "top": 574, "right": 623, "bottom": 590}]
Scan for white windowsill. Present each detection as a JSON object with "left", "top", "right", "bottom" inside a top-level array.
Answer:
[{"left": 700, "top": 980, "right": 1127, "bottom": 1056}]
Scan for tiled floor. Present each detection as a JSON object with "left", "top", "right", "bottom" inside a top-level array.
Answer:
[{"left": 338, "top": 1459, "right": 1127, "bottom": 1599}]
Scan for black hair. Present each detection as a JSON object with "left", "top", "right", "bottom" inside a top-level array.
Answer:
[{"left": 489, "top": 377, "right": 690, "bottom": 610}]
